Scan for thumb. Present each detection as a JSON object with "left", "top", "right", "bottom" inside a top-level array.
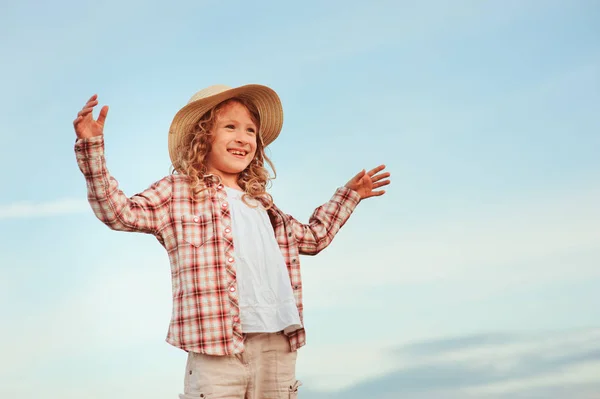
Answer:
[
  {"left": 97, "top": 105, "right": 109, "bottom": 126},
  {"left": 351, "top": 169, "right": 366, "bottom": 182},
  {"left": 354, "top": 169, "right": 367, "bottom": 182}
]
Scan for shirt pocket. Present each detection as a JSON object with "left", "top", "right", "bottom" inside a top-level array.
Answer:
[{"left": 181, "top": 213, "right": 215, "bottom": 248}]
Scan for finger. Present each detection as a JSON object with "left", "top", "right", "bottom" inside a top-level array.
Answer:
[
  {"left": 371, "top": 172, "right": 391, "bottom": 183},
  {"left": 86, "top": 94, "right": 98, "bottom": 104},
  {"left": 367, "top": 164, "right": 386, "bottom": 177},
  {"left": 372, "top": 180, "right": 390, "bottom": 189},
  {"left": 81, "top": 100, "right": 98, "bottom": 112},
  {"left": 73, "top": 113, "right": 87, "bottom": 124},
  {"left": 77, "top": 108, "right": 93, "bottom": 117},
  {"left": 79, "top": 101, "right": 97, "bottom": 114},
  {"left": 364, "top": 190, "right": 386, "bottom": 199},
  {"left": 97, "top": 105, "right": 109, "bottom": 126},
  {"left": 80, "top": 104, "right": 96, "bottom": 113}
]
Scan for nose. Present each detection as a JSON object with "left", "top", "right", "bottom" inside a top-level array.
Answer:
[
  {"left": 234, "top": 130, "right": 251, "bottom": 145},
  {"left": 234, "top": 137, "right": 249, "bottom": 146}
]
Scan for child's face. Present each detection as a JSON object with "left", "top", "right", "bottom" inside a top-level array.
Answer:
[{"left": 204, "top": 101, "right": 258, "bottom": 180}]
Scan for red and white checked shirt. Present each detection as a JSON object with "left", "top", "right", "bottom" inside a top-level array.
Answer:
[{"left": 75, "top": 135, "right": 361, "bottom": 355}]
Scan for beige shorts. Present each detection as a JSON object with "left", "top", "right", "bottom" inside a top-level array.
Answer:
[{"left": 179, "top": 332, "right": 302, "bottom": 399}]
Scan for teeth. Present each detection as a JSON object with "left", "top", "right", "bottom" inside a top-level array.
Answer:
[{"left": 229, "top": 150, "right": 245, "bottom": 156}]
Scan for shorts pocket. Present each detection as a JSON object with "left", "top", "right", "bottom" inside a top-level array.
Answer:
[
  {"left": 181, "top": 353, "right": 214, "bottom": 399},
  {"left": 288, "top": 380, "right": 302, "bottom": 398}
]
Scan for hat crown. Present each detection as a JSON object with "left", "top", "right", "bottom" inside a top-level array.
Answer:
[{"left": 188, "top": 85, "right": 232, "bottom": 104}]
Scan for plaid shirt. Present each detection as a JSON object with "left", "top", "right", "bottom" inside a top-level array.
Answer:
[{"left": 75, "top": 135, "right": 361, "bottom": 355}]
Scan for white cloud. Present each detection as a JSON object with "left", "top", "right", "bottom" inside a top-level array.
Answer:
[
  {"left": 465, "top": 362, "right": 600, "bottom": 396},
  {"left": 297, "top": 340, "right": 404, "bottom": 391},
  {"left": 299, "top": 328, "right": 600, "bottom": 393},
  {"left": 404, "top": 328, "right": 600, "bottom": 370},
  {"left": 0, "top": 258, "right": 173, "bottom": 376},
  {"left": 0, "top": 198, "right": 89, "bottom": 219},
  {"left": 302, "top": 185, "right": 600, "bottom": 308}
]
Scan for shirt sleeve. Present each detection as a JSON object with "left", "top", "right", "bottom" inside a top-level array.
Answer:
[
  {"left": 74, "top": 135, "right": 173, "bottom": 235},
  {"left": 285, "top": 186, "right": 361, "bottom": 255}
]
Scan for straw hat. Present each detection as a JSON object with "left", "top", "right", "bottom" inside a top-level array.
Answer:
[{"left": 168, "top": 84, "right": 283, "bottom": 166}]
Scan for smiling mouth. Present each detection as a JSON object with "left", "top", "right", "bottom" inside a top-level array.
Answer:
[{"left": 228, "top": 149, "right": 247, "bottom": 158}]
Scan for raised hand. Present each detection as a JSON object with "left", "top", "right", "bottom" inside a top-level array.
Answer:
[
  {"left": 345, "top": 165, "right": 391, "bottom": 201},
  {"left": 73, "top": 94, "right": 109, "bottom": 139}
]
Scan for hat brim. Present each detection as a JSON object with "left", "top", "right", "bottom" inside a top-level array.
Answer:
[{"left": 168, "top": 84, "right": 283, "bottom": 167}]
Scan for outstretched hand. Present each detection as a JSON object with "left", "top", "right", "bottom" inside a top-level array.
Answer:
[
  {"left": 73, "top": 94, "right": 109, "bottom": 139},
  {"left": 345, "top": 165, "right": 391, "bottom": 201}
]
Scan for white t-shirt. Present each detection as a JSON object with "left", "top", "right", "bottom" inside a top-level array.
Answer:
[{"left": 224, "top": 187, "right": 302, "bottom": 335}]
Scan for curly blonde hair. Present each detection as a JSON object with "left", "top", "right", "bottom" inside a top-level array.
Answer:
[{"left": 170, "top": 97, "right": 276, "bottom": 208}]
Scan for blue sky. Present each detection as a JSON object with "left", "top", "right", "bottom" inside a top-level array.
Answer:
[{"left": 1, "top": 0, "right": 599, "bottom": 398}]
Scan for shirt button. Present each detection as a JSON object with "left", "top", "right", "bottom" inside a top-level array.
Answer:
[
  {"left": 233, "top": 316, "right": 239, "bottom": 322},
  {"left": 224, "top": 228, "right": 231, "bottom": 234},
  {"left": 230, "top": 286, "right": 236, "bottom": 292},
  {"left": 193, "top": 217, "right": 199, "bottom": 223},
  {"left": 222, "top": 202, "right": 228, "bottom": 208},
  {"left": 228, "top": 257, "right": 234, "bottom": 263},
  {"left": 218, "top": 184, "right": 224, "bottom": 189}
]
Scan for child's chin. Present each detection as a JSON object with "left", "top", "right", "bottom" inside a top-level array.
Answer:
[{"left": 224, "top": 164, "right": 250, "bottom": 174}]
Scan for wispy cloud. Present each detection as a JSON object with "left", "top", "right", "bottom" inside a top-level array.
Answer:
[
  {"left": 0, "top": 198, "right": 89, "bottom": 219},
  {"left": 299, "top": 328, "right": 600, "bottom": 398},
  {"left": 3, "top": 315, "right": 598, "bottom": 399}
]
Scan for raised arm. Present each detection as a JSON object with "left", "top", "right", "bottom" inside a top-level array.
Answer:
[
  {"left": 286, "top": 165, "right": 391, "bottom": 255},
  {"left": 73, "top": 95, "right": 172, "bottom": 235}
]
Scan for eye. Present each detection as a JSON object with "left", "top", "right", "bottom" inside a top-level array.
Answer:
[
  {"left": 247, "top": 127, "right": 256, "bottom": 134},
  {"left": 225, "top": 124, "right": 235, "bottom": 130}
]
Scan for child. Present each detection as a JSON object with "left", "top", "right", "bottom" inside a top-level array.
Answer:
[{"left": 73, "top": 84, "right": 390, "bottom": 399}]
